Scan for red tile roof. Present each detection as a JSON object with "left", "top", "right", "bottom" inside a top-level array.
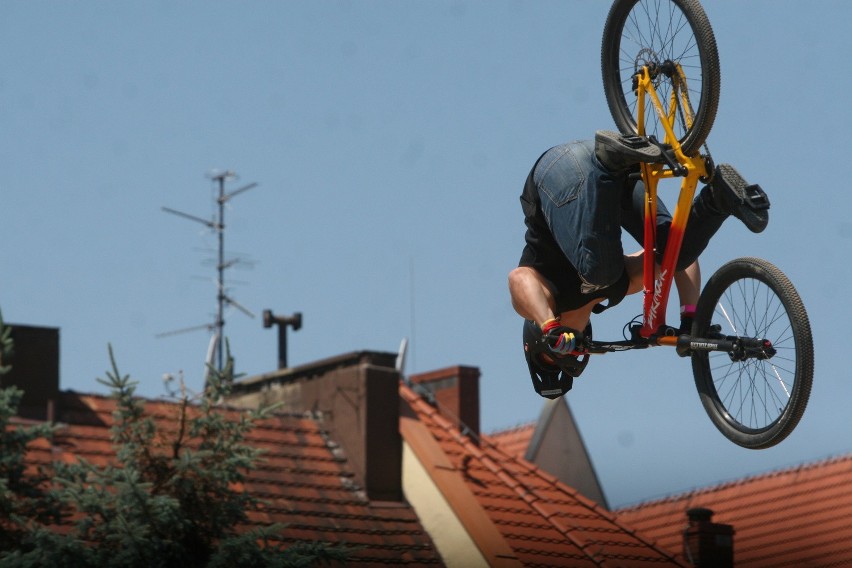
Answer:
[
  {"left": 489, "top": 422, "right": 535, "bottom": 459},
  {"left": 400, "top": 383, "right": 687, "bottom": 567},
  {"left": 22, "top": 391, "right": 443, "bottom": 566},
  {"left": 617, "top": 454, "right": 852, "bottom": 567}
]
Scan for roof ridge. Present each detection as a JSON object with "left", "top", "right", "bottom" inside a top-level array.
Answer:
[
  {"left": 60, "top": 389, "right": 324, "bottom": 420},
  {"left": 617, "top": 452, "right": 852, "bottom": 512},
  {"left": 403, "top": 389, "right": 609, "bottom": 566},
  {"left": 402, "top": 384, "right": 685, "bottom": 566},
  {"left": 487, "top": 421, "right": 536, "bottom": 437},
  {"left": 478, "top": 431, "right": 687, "bottom": 567}
]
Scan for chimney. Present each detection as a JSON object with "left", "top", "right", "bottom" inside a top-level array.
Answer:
[
  {"left": 409, "top": 366, "right": 480, "bottom": 439},
  {"left": 684, "top": 507, "right": 734, "bottom": 568},
  {"left": 1, "top": 324, "right": 60, "bottom": 421},
  {"left": 225, "top": 351, "right": 403, "bottom": 502}
]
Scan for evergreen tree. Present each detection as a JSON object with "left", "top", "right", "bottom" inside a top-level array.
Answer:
[
  {"left": 0, "top": 330, "right": 350, "bottom": 567},
  {"left": 0, "top": 310, "right": 61, "bottom": 556}
]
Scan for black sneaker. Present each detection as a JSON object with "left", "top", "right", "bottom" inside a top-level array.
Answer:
[
  {"left": 710, "top": 164, "right": 770, "bottom": 233},
  {"left": 594, "top": 130, "right": 663, "bottom": 172}
]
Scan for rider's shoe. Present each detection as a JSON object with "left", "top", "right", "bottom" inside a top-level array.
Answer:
[
  {"left": 594, "top": 130, "right": 664, "bottom": 172},
  {"left": 707, "top": 163, "right": 770, "bottom": 233}
]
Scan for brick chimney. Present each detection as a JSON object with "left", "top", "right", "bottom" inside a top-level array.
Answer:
[
  {"left": 225, "top": 351, "right": 403, "bottom": 502},
  {"left": 1, "top": 324, "right": 60, "bottom": 422},
  {"left": 683, "top": 507, "right": 734, "bottom": 567},
  {"left": 409, "top": 365, "right": 480, "bottom": 439}
]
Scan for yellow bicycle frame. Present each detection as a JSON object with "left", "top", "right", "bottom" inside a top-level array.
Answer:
[{"left": 633, "top": 65, "right": 708, "bottom": 340}]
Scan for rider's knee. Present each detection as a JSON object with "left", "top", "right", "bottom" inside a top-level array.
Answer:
[{"left": 508, "top": 266, "right": 534, "bottom": 291}]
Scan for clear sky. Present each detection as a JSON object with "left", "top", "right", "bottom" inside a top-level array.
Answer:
[{"left": 2, "top": 1, "right": 849, "bottom": 508}]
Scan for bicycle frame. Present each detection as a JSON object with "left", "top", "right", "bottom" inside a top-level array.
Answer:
[{"left": 634, "top": 65, "right": 707, "bottom": 341}]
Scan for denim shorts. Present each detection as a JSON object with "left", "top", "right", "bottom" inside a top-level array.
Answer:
[
  {"left": 533, "top": 140, "right": 626, "bottom": 292},
  {"left": 519, "top": 139, "right": 725, "bottom": 313}
]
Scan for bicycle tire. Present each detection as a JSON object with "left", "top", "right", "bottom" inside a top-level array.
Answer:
[
  {"left": 601, "top": 0, "right": 720, "bottom": 156},
  {"left": 691, "top": 258, "right": 813, "bottom": 449}
]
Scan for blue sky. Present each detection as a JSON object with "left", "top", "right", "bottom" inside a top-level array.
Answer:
[{"left": 2, "top": 1, "right": 850, "bottom": 508}]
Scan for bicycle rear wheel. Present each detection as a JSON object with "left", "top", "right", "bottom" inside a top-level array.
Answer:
[
  {"left": 692, "top": 258, "right": 813, "bottom": 449},
  {"left": 601, "top": 0, "right": 720, "bottom": 155}
]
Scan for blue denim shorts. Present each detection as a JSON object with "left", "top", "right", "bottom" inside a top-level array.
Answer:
[
  {"left": 533, "top": 140, "right": 625, "bottom": 292},
  {"left": 519, "top": 139, "right": 722, "bottom": 313}
]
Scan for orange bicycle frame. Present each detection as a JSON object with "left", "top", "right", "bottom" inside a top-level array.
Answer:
[{"left": 634, "top": 65, "right": 707, "bottom": 340}]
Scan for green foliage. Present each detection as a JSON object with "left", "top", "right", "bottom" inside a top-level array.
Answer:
[
  {"left": 0, "top": 334, "right": 352, "bottom": 567},
  {"left": 0, "top": 310, "right": 60, "bottom": 555},
  {"left": 0, "top": 309, "right": 12, "bottom": 375}
]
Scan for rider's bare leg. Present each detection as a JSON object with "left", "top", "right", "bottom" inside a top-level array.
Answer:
[
  {"left": 508, "top": 266, "right": 558, "bottom": 328},
  {"left": 675, "top": 260, "right": 701, "bottom": 307},
  {"left": 624, "top": 251, "right": 644, "bottom": 295},
  {"left": 556, "top": 298, "right": 601, "bottom": 330},
  {"left": 624, "top": 251, "right": 701, "bottom": 306},
  {"left": 510, "top": 256, "right": 701, "bottom": 339},
  {"left": 509, "top": 253, "right": 645, "bottom": 330}
]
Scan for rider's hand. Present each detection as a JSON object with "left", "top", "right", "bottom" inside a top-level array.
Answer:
[{"left": 541, "top": 319, "right": 584, "bottom": 357}]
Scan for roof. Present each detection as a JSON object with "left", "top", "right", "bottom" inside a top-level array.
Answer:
[
  {"left": 617, "top": 454, "right": 852, "bottom": 567},
  {"left": 23, "top": 391, "right": 443, "bottom": 566},
  {"left": 488, "top": 399, "right": 608, "bottom": 509},
  {"left": 489, "top": 422, "right": 535, "bottom": 459},
  {"left": 400, "top": 383, "right": 687, "bottom": 567}
]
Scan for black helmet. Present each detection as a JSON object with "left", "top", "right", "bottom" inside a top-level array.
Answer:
[{"left": 522, "top": 319, "right": 591, "bottom": 399}]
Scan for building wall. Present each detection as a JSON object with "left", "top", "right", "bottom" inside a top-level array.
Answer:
[{"left": 402, "top": 442, "right": 488, "bottom": 568}]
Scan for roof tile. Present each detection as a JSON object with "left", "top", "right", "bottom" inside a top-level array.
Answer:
[
  {"left": 618, "top": 454, "right": 852, "bottom": 567},
  {"left": 19, "top": 391, "right": 442, "bottom": 566},
  {"left": 400, "top": 383, "right": 687, "bottom": 567}
]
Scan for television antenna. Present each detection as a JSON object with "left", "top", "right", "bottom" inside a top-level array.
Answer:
[{"left": 159, "top": 170, "right": 258, "bottom": 377}]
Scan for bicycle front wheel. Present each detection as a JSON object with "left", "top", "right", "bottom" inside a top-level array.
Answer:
[
  {"left": 601, "top": 0, "right": 720, "bottom": 156},
  {"left": 692, "top": 258, "right": 813, "bottom": 449}
]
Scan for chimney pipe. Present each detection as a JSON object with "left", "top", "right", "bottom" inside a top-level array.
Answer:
[
  {"left": 684, "top": 507, "right": 734, "bottom": 567},
  {"left": 262, "top": 310, "right": 302, "bottom": 369}
]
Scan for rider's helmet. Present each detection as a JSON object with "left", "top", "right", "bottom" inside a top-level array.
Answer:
[{"left": 522, "top": 319, "right": 590, "bottom": 399}]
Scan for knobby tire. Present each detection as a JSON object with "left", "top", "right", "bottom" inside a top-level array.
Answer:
[
  {"left": 691, "top": 257, "right": 813, "bottom": 449},
  {"left": 601, "top": 0, "right": 720, "bottom": 155}
]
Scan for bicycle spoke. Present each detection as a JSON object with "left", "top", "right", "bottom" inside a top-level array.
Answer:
[
  {"left": 704, "top": 271, "right": 801, "bottom": 431},
  {"left": 714, "top": 300, "right": 736, "bottom": 335},
  {"left": 617, "top": 0, "right": 705, "bottom": 144},
  {"left": 770, "top": 364, "right": 791, "bottom": 398}
]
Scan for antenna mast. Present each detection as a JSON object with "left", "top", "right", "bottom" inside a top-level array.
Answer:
[{"left": 161, "top": 170, "right": 258, "bottom": 376}]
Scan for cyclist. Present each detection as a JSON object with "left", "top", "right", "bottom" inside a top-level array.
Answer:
[{"left": 509, "top": 130, "right": 770, "bottom": 398}]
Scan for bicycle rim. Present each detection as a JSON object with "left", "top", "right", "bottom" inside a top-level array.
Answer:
[
  {"left": 601, "top": 0, "right": 720, "bottom": 155},
  {"left": 692, "top": 258, "right": 813, "bottom": 449}
]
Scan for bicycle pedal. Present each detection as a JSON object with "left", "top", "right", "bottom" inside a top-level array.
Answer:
[
  {"left": 743, "top": 184, "right": 770, "bottom": 210},
  {"left": 619, "top": 134, "right": 652, "bottom": 149}
]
